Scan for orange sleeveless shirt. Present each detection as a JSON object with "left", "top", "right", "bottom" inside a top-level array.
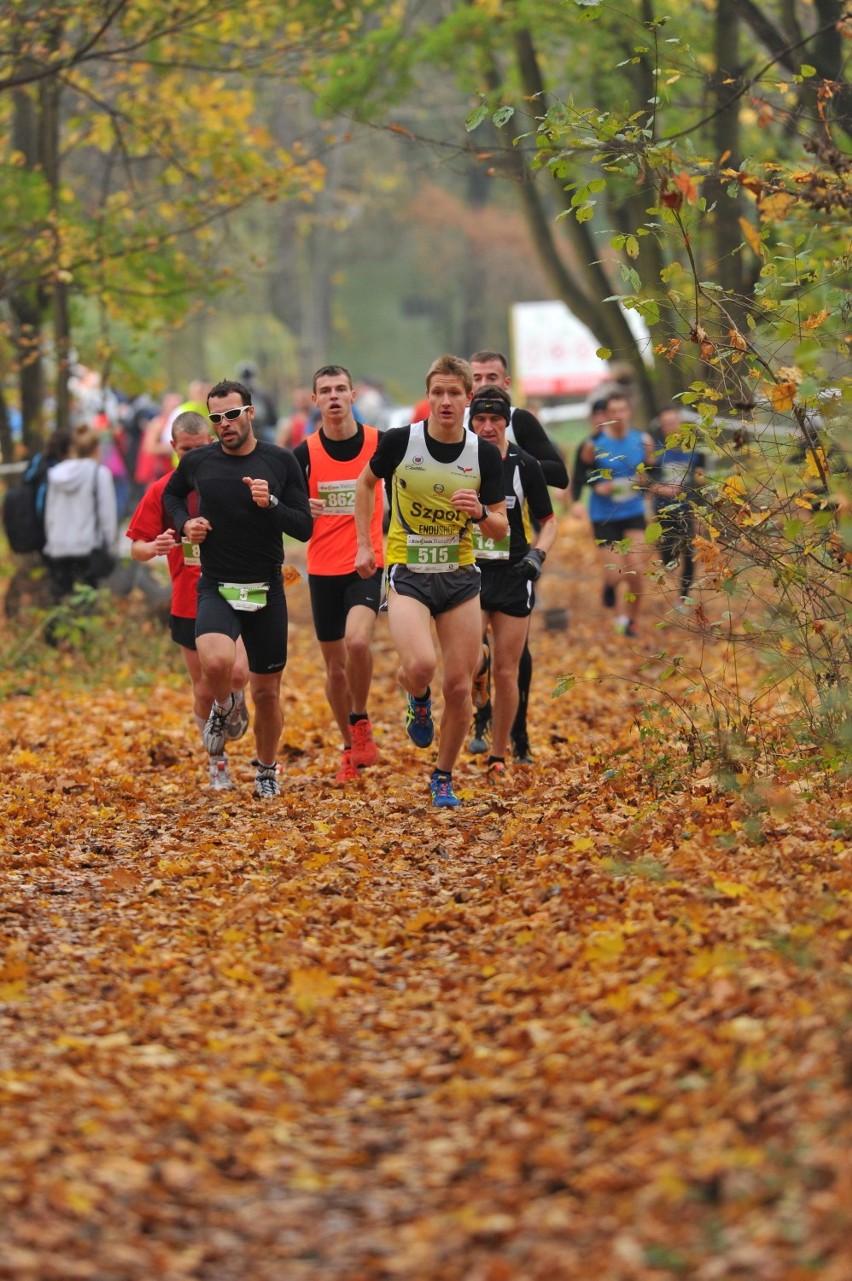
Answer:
[{"left": 306, "top": 425, "right": 384, "bottom": 575}]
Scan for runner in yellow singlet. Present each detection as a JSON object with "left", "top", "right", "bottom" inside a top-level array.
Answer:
[{"left": 353, "top": 354, "right": 507, "bottom": 808}]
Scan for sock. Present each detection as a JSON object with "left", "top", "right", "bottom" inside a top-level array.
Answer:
[
  {"left": 432, "top": 767, "right": 451, "bottom": 779},
  {"left": 603, "top": 584, "right": 616, "bottom": 609},
  {"left": 486, "top": 755, "right": 505, "bottom": 766},
  {"left": 255, "top": 760, "right": 276, "bottom": 772},
  {"left": 349, "top": 711, "right": 368, "bottom": 724},
  {"left": 413, "top": 687, "right": 431, "bottom": 704},
  {"left": 512, "top": 644, "right": 532, "bottom": 742}
]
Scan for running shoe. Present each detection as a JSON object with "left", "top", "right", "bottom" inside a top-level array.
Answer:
[
  {"left": 335, "top": 748, "right": 360, "bottom": 782},
  {"left": 225, "top": 689, "right": 250, "bottom": 741},
  {"left": 614, "top": 614, "right": 630, "bottom": 635},
  {"left": 405, "top": 693, "right": 434, "bottom": 748},
  {"left": 208, "top": 755, "right": 233, "bottom": 791},
  {"left": 469, "top": 705, "right": 491, "bottom": 754},
  {"left": 472, "top": 644, "right": 491, "bottom": 710},
  {"left": 254, "top": 762, "right": 280, "bottom": 798},
  {"left": 623, "top": 620, "right": 637, "bottom": 639},
  {"left": 350, "top": 717, "right": 378, "bottom": 767},
  {"left": 430, "top": 771, "right": 461, "bottom": 808},
  {"left": 202, "top": 694, "right": 234, "bottom": 755},
  {"left": 487, "top": 759, "right": 507, "bottom": 784}
]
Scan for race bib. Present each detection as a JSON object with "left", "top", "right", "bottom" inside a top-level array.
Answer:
[
  {"left": 182, "top": 540, "right": 201, "bottom": 567},
  {"left": 661, "top": 462, "right": 690, "bottom": 488},
  {"left": 473, "top": 527, "right": 510, "bottom": 560},
  {"left": 218, "top": 581, "right": 269, "bottom": 612},
  {"left": 317, "top": 479, "right": 356, "bottom": 514},
  {"left": 609, "top": 477, "right": 635, "bottom": 503},
  {"left": 405, "top": 535, "right": 460, "bottom": 573}
]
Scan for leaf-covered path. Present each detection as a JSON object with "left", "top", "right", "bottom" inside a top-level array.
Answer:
[{"left": 1, "top": 522, "right": 849, "bottom": 1280}]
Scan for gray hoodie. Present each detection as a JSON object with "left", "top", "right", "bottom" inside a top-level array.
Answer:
[{"left": 43, "top": 458, "right": 118, "bottom": 559}]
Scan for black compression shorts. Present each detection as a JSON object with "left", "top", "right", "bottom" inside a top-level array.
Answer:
[
  {"left": 196, "top": 574, "right": 287, "bottom": 674},
  {"left": 308, "top": 570, "right": 382, "bottom": 643}
]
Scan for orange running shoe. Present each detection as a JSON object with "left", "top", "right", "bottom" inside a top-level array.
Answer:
[
  {"left": 336, "top": 748, "right": 360, "bottom": 782},
  {"left": 350, "top": 717, "right": 378, "bottom": 768}
]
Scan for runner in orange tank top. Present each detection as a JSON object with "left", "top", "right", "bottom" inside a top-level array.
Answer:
[{"left": 293, "top": 365, "right": 385, "bottom": 782}]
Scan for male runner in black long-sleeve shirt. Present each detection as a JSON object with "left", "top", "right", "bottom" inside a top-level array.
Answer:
[
  {"left": 164, "top": 379, "right": 312, "bottom": 797},
  {"left": 467, "top": 350, "right": 569, "bottom": 762}
]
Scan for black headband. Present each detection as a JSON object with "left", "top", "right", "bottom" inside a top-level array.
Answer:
[{"left": 469, "top": 394, "right": 510, "bottom": 424}]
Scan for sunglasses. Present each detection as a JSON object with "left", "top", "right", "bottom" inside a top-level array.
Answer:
[{"left": 208, "top": 406, "right": 248, "bottom": 425}]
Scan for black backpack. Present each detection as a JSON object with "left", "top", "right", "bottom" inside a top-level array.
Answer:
[{"left": 2, "top": 453, "right": 48, "bottom": 554}]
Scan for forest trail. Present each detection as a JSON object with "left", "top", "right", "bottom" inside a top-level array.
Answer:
[{"left": 1, "top": 515, "right": 849, "bottom": 1280}]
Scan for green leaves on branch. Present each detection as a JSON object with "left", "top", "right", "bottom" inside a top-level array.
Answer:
[{"left": 465, "top": 101, "right": 515, "bottom": 132}]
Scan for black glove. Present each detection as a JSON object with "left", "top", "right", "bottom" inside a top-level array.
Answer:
[{"left": 515, "top": 547, "right": 545, "bottom": 581}]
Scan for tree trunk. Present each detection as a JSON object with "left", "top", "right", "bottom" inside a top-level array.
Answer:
[
  {"left": 40, "top": 63, "right": 71, "bottom": 433},
  {"left": 704, "top": 0, "right": 751, "bottom": 327},
  {"left": 0, "top": 387, "right": 14, "bottom": 463},
  {"left": 9, "top": 17, "right": 65, "bottom": 450},
  {"left": 11, "top": 79, "right": 47, "bottom": 450},
  {"left": 506, "top": 28, "right": 659, "bottom": 420}
]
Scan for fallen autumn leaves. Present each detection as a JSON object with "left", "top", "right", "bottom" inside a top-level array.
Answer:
[{"left": 1, "top": 524, "right": 849, "bottom": 1280}]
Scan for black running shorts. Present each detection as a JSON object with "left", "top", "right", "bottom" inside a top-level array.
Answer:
[
  {"left": 196, "top": 574, "right": 287, "bottom": 674},
  {"left": 592, "top": 515, "right": 647, "bottom": 547},
  {"left": 478, "top": 564, "right": 535, "bottom": 618},
  {"left": 169, "top": 614, "right": 197, "bottom": 651},
  {"left": 387, "top": 564, "right": 480, "bottom": 617},
  {"left": 308, "top": 569, "right": 382, "bottom": 643}
]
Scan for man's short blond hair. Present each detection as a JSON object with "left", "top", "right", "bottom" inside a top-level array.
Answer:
[{"left": 425, "top": 354, "right": 473, "bottom": 395}]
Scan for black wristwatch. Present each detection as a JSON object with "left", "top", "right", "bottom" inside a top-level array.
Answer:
[
  {"left": 474, "top": 504, "right": 489, "bottom": 523},
  {"left": 266, "top": 494, "right": 279, "bottom": 509}
]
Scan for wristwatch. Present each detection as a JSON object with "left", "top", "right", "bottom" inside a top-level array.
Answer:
[
  {"left": 266, "top": 494, "right": 279, "bottom": 509},
  {"left": 474, "top": 504, "right": 489, "bottom": 523}
]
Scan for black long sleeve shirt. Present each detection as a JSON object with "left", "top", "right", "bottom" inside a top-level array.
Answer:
[
  {"left": 163, "top": 440, "right": 312, "bottom": 583},
  {"left": 508, "top": 408, "right": 569, "bottom": 489}
]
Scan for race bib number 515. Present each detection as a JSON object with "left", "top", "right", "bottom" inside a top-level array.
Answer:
[{"left": 405, "top": 535, "right": 460, "bottom": 572}]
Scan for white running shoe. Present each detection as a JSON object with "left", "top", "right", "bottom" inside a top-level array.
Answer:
[
  {"left": 202, "top": 695, "right": 234, "bottom": 755},
  {"left": 254, "top": 762, "right": 280, "bottom": 798},
  {"left": 225, "top": 689, "right": 249, "bottom": 741},
  {"left": 208, "top": 755, "right": 233, "bottom": 791}
]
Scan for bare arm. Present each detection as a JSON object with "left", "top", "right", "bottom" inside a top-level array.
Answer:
[
  {"left": 533, "top": 514, "right": 558, "bottom": 560},
  {"left": 451, "top": 488, "right": 508, "bottom": 543},
  {"left": 354, "top": 464, "right": 381, "bottom": 578},
  {"left": 130, "top": 530, "right": 177, "bottom": 562}
]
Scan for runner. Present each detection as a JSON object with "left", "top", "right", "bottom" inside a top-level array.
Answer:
[
  {"left": 578, "top": 391, "right": 655, "bottom": 638},
  {"left": 163, "top": 379, "right": 313, "bottom": 797},
  {"left": 649, "top": 404, "right": 706, "bottom": 606},
  {"left": 467, "top": 349, "right": 569, "bottom": 762},
  {"left": 126, "top": 411, "right": 250, "bottom": 791},
  {"left": 469, "top": 386, "right": 557, "bottom": 781},
  {"left": 354, "top": 354, "right": 507, "bottom": 808},
  {"left": 293, "top": 365, "right": 384, "bottom": 782}
]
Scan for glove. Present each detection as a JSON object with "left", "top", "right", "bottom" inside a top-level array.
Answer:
[{"left": 515, "top": 547, "right": 545, "bottom": 581}]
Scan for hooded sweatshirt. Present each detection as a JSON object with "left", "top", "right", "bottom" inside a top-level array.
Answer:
[{"left": 43, "top": 458, "right": 118, "bottom": 559}]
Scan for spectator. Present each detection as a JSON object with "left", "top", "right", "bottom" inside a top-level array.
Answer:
[{"left": 43, "top": 424, "right": 118, "bottom": 601}]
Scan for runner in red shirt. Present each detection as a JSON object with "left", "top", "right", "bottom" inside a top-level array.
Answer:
[{"left": 125, "top": 411, "right": 249, "bottom": 791}]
